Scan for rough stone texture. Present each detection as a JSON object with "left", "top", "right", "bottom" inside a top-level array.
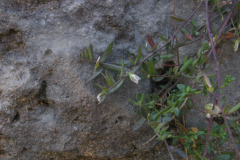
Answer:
[{"left": 1, "top": 0, "right": 238, "bottom": 159}]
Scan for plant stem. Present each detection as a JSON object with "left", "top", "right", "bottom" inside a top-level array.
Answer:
[{"left": 202, "top": 0, "right": 239, "bottom": 159}]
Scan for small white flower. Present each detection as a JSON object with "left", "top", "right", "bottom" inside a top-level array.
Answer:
[
  {"left": 97, "top": 93, "right": 102, "bottom": 102},
  {"left": 129, "top": 73, "right": 141, "bottom": 84}
]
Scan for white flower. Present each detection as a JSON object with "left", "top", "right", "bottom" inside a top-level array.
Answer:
[
  {"left": 97, "top": 93, "right": 102, "bottom": 102},
  {"left": 129, "top": 73, "right": 141, "bottom": 84}
]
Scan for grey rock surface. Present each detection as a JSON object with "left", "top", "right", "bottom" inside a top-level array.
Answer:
[{"left": 1, "top": 0, "right": 238, "bottom": 159}]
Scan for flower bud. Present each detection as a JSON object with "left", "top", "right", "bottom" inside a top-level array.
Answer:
[
  {"left": 129, "top": 73, "right": 141, "bottom": 84},
  {"left": 95, "top": 56, "right": 101, "bottom": 71},
  {"left": 202, "top": 75, "right": 214, "bottom": 93}
]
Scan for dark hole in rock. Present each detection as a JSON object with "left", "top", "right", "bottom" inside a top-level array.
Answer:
[
  {"left": 28, "top": 108, "right": 33, "bottom": 111},
  {"left": 44, "top": 49, "right": 53, "bottom": 55},
  {"left": 35, "top": 81, "right": 48, "bottom": 106},
  {"left": 12, "top": 111, "right": 20, "bottom": 123}
]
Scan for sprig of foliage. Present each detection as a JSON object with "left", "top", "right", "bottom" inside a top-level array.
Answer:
[{"left": 80, "top": 0, "right": 240, "bottom": 159}]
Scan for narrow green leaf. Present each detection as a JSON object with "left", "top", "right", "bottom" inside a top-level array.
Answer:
[
  {"left": 136, "top": 93, "right": 141, "bottom": 101},
  {"left": 90, "top": 44, "right": 93, "bottom": 59},
  {"left": 181, "top": 28, "right": 189, "bottom": 34},
  {"left": 224, "top": 105, "right": 231, "bottom": 114},
  {"left": 129, "top": 58, "right": 135, "bottom": 64},
  {"left": 94, "top": 83, "right": 107, "bottom": 91},
  {"left": 174, "top": 108, "right": 180, "bottom": 116},
  {"left": 101, "top": 63, "right": 127, "bottom": 72},
  {"left": 106, "top": 80, "right": 124, "bottom": 95},
  {"left": 180, "top": 58, "right": 193, "bottom": 72},
  {"left": 105, "top": 70, "right": 115, "bottom": 84},
  {"left": 120, "top": 59, "right": 124, "bottom": 75},
  {"left": 102, "top": 72, "right": 114, "bottom": 86},
  {"left": 202, "top": 40, "right": 209, "bottom": 52},
  {"left": 154, "top": 107, "right": 171, "bottom": 121},
  {"left": 130, "top": 99, "right": 138, "bottom": 106},
  {"left": 159, "top": 54, "right": 173, "bottom": 59},
  {"left": 101, "top": 42, "right": 113, "bottom": 63},
  {"left": 135, "top": 45, "right": 142, "bottom": 64},
  {"left": 148, "top": 61, "right": 156, "bottom": 76},
  {"left": 170, "top": 16, "right": 186, "bottom": 22},
  {"left": 158, "top": 34, "right": 168, "bottom": 42},
  {"left": 129, "top": 64, "right": 141, "bottom": 74},
  {"left": 88, "top": 46, "right": 93, "bottom": 61},
  {"left": 191, "top": 19, "right": 198, "bottom": 28},
  {"left": 149, "top": 121, "right": 159, "bottom": 128},
  {"left": 132, "top": 118, "right": 146, "bottom": 131},
  {"left": 155, "top": 122, "right": 167, "bottom": 132},
  {"left": 86, "top": 68, "right": 104, "bottom": 82},
  {"left": 229, "top": 102, "right": 240, "bottom": 114}
]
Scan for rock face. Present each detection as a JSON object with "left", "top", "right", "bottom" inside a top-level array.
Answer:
[{"left": 0, "top": 0, "right": 239, "bottom": 159}]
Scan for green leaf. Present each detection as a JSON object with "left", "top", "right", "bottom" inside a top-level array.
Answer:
[
  {"left": 94, "top": 83, "right": 107, "bottom": 91},
  {"left": 155, "top": 122, "right": 167, "bottom": 132},
  {"left": 174, "top": 108, "right": 180, "bottom": 116},
  {"left": 106, "top": 80, "right": 124, "bottom": 95},
  {"left": 136, "top": 93, "right": 141, "bottom": 101},
  {"left": 100, "top": 42, "right": 113, "bottom": 63},
  {"left": 105, "top": 70, "right": 115, "bottom": 84},
  {"left": 88, "top": 45, "right": 93, "bottom": 61},
  {"left": 152, "top": 76, "right": 164, "bottom": 82},
  {"left": 177, "top": 84, "right": 186, "bottom": 92},
  {"left": 159, "top": 54, "right": 173, "bottom": 59},
  {"left": 129, "top": 64, "right": 141, "bottom": 74},
  {"left": 191, "top": 19, "right": 198, "bottom": 28},
  {"left": 129, "top": 58, "right": 135, "bottom": 65},
  {"left": 180, "top": 58, "right": 193, "bottom": 72},
  {"left": 202, "top": 40, "right": 209, "bottom": 52},
  {"left": 148, "top": 61, "right": 156, "bottom": 76},
  {"left": 129, "top": 99, "right": 138, "bottom": 106},
  {"left": 86, "top": 68, "right": 104, "bottom": 82},
  {"left": 141, "top": 107, "right": 148, "bottom": 119},
  {"left": 149, "top": 121, "right": 159, "bottom": 128},
  {"left": 154, "top": 107, "right": 171, "bottom": 121},
  {"left": 132, "top": 118, "right": 146, "bottom": 131},
  {"left": 158, "top": 34, "right": 168, "bottom": 42},
  {"left": 135, "top": 45, "right": 142, "bottom": 64},
  {"left": 170, "top": 16, "right": 186, "bottom": 22},
  {"left": 140, "top": 94, "right": 145, "bottom": 103},
  {"left": 224, "top": 105, "right": 231, "bottom": 114},
  {"left": 234, "top": 39, "right": 239, "bottom": 52},
  {"left": 102, "top": 72, "right": 114, "bottom": 86},
  {"left": 181, "top": 28, "right": 189, "bottom": 34},
  {"left": 120, "top": 59, "right": 124, "bottom": 75},
  {"left": 101, "top": 63, "right": 127, "bottom": 71},
  {"left": 162, "top": 117, "right": 172, "bottom": 122},
  {"left": 229, "top": 102, "right": 240, "bottom": 114}
]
